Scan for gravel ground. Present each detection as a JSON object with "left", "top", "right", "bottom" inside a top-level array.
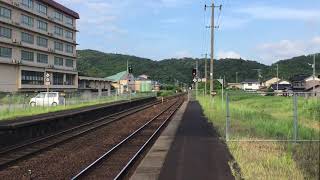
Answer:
[{"left": 0, "top": 99, "right": 178, "bottom": 180}]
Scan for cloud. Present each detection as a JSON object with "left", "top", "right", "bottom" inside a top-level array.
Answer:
[
  {"left": 217, "top": 51, "right": 242, "bottom": 59},
  {"left": 257, "top": 36, "right": 320, "bottom": 64},
  {"left": 174, "top": 50, "right": 192, "bottom": 58},
  {"left": 236, "top": 6, "right": 320, "bottom": 21}
]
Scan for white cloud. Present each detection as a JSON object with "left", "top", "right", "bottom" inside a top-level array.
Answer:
[
  {"left": 257, "top": 36, "right": 320, "bottom": 64},
  {"left": 174, "top": 50, "right": 192, "bottom": 58},
  {"left": 236, "top": 6, "right": 320, "bottom": 21},
  {"left": 217, "top": 51, "right": 242, "bottom": 59}
]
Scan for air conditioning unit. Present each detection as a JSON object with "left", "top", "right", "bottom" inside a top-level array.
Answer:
[
  {"left": 12, "top": 39, "right": 18, "bottom": 43},
  {"left": 48, "top": 65, "right": 54, "bottom": 68},
  {"left": 12, "top": 2, "right": 20, "bottom": 7}
]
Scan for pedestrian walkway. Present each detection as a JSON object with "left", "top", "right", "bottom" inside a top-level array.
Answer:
[
  {"left": 158, "top": 101, "right": 234, "bottom": 180},
  {"left": 130, "top": 100, "right": 235, "bottom": 180}
]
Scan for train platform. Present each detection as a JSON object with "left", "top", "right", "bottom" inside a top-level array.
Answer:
[{"left": 130, "top": 100, "right": 235, "bottom": 180}]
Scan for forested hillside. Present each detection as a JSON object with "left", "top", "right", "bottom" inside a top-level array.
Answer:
[{"left": 77, "top": 49, "right": 319, "bottom": 84}]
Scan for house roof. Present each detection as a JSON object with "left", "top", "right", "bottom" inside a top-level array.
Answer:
[
  {"left": 40, "top": 0, "right": 80, "bottom": 19},
  {"left": 271, "top": 84, "right": 292, "bottom": 90},
  {"left": 290, "top": 74, "right": 309, "bottom": 82},
  {"left": 79, "top": 76, "right": 112, "bottom": 82},
  {"left": 106, "top": 71, "right": 128, "bottom": 82},
  {"left": 242, "top": 79, "right": 259, "bottom": 83},
  {"left": 305, "top": 85, "right": 320, "bottom": 91}
]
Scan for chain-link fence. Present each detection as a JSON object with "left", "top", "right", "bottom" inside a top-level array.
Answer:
[
  {"left": 0, "top": 91, "right": 157, "bottom": 121},
  {"left": 225, "top": 92, "right": 320, "bottom": 142}
]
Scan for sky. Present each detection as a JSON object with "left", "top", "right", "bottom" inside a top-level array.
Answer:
[{"left": 56, "top": 0, "right": 320, "bottom": 65}]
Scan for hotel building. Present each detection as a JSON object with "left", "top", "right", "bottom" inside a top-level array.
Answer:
[{"left": 0, "top": 0, "right": 79, "bottom": 92}]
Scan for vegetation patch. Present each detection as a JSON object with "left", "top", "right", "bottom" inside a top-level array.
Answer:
[{"left": 197, "top": 92, "right": 319, "bottom": 179}]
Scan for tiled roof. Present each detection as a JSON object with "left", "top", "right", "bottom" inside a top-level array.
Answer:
[{"left": 40, "top": 0, "right": 80, "bottom": 19}]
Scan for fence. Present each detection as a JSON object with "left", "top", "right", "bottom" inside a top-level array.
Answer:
[
  {"left": 225, "top": 91, "right": 320, "bottom": 142},
  {"left": 0, "top": 91, "right": 157, "bottom": 121}
]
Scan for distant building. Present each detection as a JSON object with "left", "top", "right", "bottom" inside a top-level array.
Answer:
[
  {"left": 290, "top": 74, "right": 320, "bottom": 92},
  {"left": 78, "top": 76, "right": 112, "bottom": 96},
  {"left": 241, "top": 79, "right": 261, "bottom": 91},
  {"left": 0, "top": 0, "right": 79, "bottom": 92},
  {"left": 106, "top": 71, "right": 135, "bottom": 94},
  {"left": 264, "top": 77, "right": 280, "bottom": 87},
  {"left": 227, "top": 83, "right": 241, "bottom": 90},
  {"left": 135, "top": 75, "right": 152, "bottom": 92}
]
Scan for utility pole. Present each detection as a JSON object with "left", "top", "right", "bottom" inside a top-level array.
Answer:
[
  {"left": 196, "top": 60, "right": 199, "bottom": 97},
  {"left": 202, "top": 53, "right": 208, "bottom": 95},
  {"left": 205, "top": 2, "right": 222, "bottom": 95},
  {"left": 236, "top": 72, "right": 238, "bottom": 83},
  {"left": 276, "top": 64, "right": 279, "bottom": 91},
  {"left": 313, "top": 54, "right": 316, "bottom": 96}
]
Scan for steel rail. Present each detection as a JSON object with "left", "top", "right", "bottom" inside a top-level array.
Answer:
[
  {"left": 71, "top": 97, "right": 183, "bottom": 180},
  {"left": 0, "top": 95, "right": 181, "bottom": 170}
]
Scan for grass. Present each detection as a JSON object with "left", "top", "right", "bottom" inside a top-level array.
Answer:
[
  {"left": 197, "top": 91, "right": 320, "bottom": 179},
  {"left": 0, "top": 93, "right": 155, "bottom": 121}
]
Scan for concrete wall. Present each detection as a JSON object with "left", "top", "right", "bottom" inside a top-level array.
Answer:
[{"left": 0, "top": 63, "right": 19, "bottom": 92}]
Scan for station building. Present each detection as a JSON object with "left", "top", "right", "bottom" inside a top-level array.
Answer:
[{"left": 0, "top": 0, "right": 79, "bottom": 92}]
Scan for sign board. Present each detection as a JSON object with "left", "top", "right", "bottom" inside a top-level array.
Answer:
[
  {"left": 45, "top": 78, "right": 50, "bottom": 82},
  {"left": 46, "top": 73, "right": 50, "bottom": 78},
  {"left": 45, "top": 81, "right": 51, "bottom": 86},
  {"left": 217, "top": 79, "right": 224, "bottom": 85}
]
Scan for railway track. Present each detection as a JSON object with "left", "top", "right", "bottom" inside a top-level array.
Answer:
[
  {"left": 71, "top": 96, "right": 184, "bottom": 180},
  {"left": 0, "top": 95, "right": 182, "bottom": 170}
]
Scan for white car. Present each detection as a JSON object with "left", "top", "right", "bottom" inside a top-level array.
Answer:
[{"left": 29, "top": 92, "right": 65, "bottom": 107}]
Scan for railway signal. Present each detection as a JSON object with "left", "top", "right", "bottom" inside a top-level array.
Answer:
[{"left": 192, "top": 68, "right": 197, "bottom": 77}]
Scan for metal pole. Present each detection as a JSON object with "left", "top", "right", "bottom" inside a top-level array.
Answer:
[
  {"left": 313, "top": 54, "right": 316, "bottom": 96},
  {"left": 196, "top": 60, "right": 199, "bottom": 98},
  {"left": 210, "top": 2, "right": 215, "bottom": 94},
  {"left": 236, "top": 72, "right": 238, "bottom": 83},
  {"left": 205, "top": 54, "right": 208, "bottom": 95},
  {"left": 293, "top": 93, "right": 298, "bottom": 142},
  {"left": 226, "top": 93, "right": 230, "bottom": 141},
  {"left": 277, "top": 64, "right": 279, "bottom": 91}
]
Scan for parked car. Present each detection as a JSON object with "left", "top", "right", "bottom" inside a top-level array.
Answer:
[{"left": 29, "top": 92, "right": 65, "bottom": 107}]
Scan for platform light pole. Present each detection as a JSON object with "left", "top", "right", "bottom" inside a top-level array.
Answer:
[{"left": 277, "top": 64, "right": 279, "bottom": 91}]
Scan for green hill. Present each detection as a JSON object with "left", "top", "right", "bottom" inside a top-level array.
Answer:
[{"left": 77, "top": 49, "right": 319, "bottom": 84}]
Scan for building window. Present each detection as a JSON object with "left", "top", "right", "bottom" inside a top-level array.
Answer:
[
  {"left": 54, "top": 57, "right": 63, "bottom": 66},
  {"left": 54, "top": 11, "right": 63, "bottom": 21},
  {"left": 37, "top": 20, "right": 47, "bottom": 31},
  {"left": 65, "top": 59, "right": 73, "bottom": 67},
  {"left": 21, "top": 50, "right": 34, "bottom": 62},
  {"left": 21, "top": 32, "right": 34, "bottom": 44},
  {"left": 36, "top": 3, "right": 47, "bottom": 15},
  {"left": 37, "top": 36, "right": 48, "bottom": 47},
  {"left": 65, "top": 30, "right": 73, "bottom": 39},
  {"left": 37, "top": 53, "right": 48, "bottom": 64},
  {"left": 66, "top": 44, "right": 73, "bottom": 53},
  {"left": 54, "top": 26, "right": 63, "bottom": 36},
  {"left": 53, "top": 72, "right": 64, "bottom": 85},
  {"left": 21, "top": 70, "right": 44, "bottom": 85},
  {"left": 65, "top": 74, "right": 74, "bottom": 85},
  {"left": 21, "top": 14, "right": 34, "bottom": 27},
  {"left": 0, "top": 46, "right": 12, "bottom": 58},
  {"left": 0, "top": 6, "right": 11, "bottom": 19},
  {"left": 0, "top": 26, "right": 11, "bottom": 39},
  {"left": 65, "top": 16, "right": 73, "bottom": 26},
  {"left": 54, "top": 41, "right": 63, "bottom": 51},
  {"left": 21, "top": 0, "right": 33, "bottom": 9}
]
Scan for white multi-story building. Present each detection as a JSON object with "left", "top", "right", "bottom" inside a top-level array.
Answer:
[{"left": 0, "top": 0, "right": 79, "bottom": 92}]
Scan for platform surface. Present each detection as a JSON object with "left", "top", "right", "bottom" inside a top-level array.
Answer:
[{"left": 131, "top": 100, "right": 235, "bottom": 180}]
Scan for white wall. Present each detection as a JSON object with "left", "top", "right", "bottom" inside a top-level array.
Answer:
[{"left": 242, "top": 83, "right": 260, "bottom": 91}]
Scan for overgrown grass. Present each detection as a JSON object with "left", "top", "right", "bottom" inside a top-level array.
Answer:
[{"left": 197, "top": 92, "right": 320, "bottom": 179}]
